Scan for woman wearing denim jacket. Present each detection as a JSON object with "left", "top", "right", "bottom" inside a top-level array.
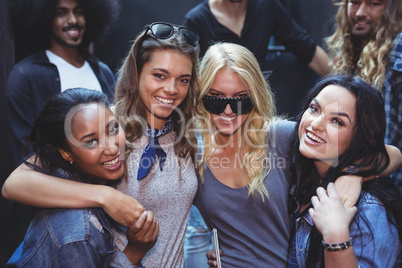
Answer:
[
  {"left": 288, "top": 75, "right": 402, "bottom": 268},
  {"left": 6, "top": 88, "right": 158, "bottom": 267}
]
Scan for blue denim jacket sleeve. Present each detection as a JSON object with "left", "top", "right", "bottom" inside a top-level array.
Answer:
[
  {"left": 6, "top": 208, "right": 117, "bottom": 267},
  {"left": 349, "top": 192, "right": 400, "bottom": 267},
  {"left": 51, "top": 241, "right": 110, "bottom": 267},
  {"left": 294, "top": 191, "right": 400, "bottom": 268}
]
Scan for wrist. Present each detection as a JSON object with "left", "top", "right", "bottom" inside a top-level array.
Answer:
[
  {"left": 322, "top": 237, "right": 352, "bottom": 251},
  {"left": 123, "top": 243, "right": 147, "bottom": 265},
  {"left": 96, "top": 185, "right": 113, "bottom": 209},
  {"left": 322, "top": 228, "right": 350, "bottom": 244}
]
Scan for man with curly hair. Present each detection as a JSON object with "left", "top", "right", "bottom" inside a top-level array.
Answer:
[
  {"left": 326, "top": 0, "right": 402, "bottom": 189},
  {"left": 6, "top": 0, "right": 120, "bottom": 165}
]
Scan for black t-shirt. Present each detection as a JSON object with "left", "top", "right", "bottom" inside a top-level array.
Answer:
[{"left": 183, "top": 0, "right": 316, "bottom": 67}]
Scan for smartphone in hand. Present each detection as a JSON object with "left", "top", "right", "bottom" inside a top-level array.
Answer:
[{"left": 211, "top": 228, "right": 222, "bottom": 268}]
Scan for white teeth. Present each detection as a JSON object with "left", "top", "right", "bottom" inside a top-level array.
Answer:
[
  {"left": 67, "top": 29, "right": 79, "bottom": 37},
  {"left": 219, "top": 115, "right": 236, "bottom": 122},
  {"left": 104, "top": 157, "right": 119, "bottom": 166},
  {"left": 307, "top": 131, "right": 325, "bottom": 143},
  {"left": 156, "top": 97, "right": 173, "bottom": 104}
]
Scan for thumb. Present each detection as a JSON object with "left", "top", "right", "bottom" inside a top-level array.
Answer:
[{"left": 132, "top": 211, "right": 148, "bottom": 230}]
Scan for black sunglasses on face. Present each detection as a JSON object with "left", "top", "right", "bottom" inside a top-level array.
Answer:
[
  {"left": 143, "top": 22, "right": 200, "bottom": 47},
  {"left": 202, "top": 95, "right": 253, "bottom": 115}
]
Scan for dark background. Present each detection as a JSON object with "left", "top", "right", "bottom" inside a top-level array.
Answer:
[{"left": 0, "top": 0, "right": 337, "bottom": 265}]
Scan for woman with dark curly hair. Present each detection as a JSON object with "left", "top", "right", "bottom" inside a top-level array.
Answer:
[{"left": 6, "top": 88, "right": 157, "bottom": 267}]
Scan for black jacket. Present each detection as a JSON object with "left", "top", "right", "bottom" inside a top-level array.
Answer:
[{"left": 6, "top": 50, "right": 116, "bottom": 164}]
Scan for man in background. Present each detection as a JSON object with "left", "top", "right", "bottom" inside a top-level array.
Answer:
[
  {"left": 183, "top": 0, "right": 331, "bottom": 76},
  {"left": 326, "top": 0, "right": 402, "bottom": 189},
  {"left": 6, "top": 0, "right": 120, "bottom": 165}
]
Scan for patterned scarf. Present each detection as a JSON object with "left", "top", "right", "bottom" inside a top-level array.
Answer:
[{"left": 137, "top": 118, "right": 173, "bottom": 180}]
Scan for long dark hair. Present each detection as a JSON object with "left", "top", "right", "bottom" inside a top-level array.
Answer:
[
  {"left": 25, "top": 88, "right": 111, "bottom": 182},
  {"left": 288, "top": 75, "right": 402, "bottom": 266}
]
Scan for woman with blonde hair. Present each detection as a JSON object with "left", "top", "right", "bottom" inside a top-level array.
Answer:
[{"left": 195, "top": 42, "right": 294, "bottom": 267}]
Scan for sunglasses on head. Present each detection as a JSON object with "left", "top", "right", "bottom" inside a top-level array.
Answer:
[
  {"left": 143, "top": 22, "right": 200, "bottom": 47},
  {"left": 202, "top": 95, "right": 253, "bottom": 115}
]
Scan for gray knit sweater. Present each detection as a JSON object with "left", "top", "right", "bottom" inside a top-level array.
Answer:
[{"left": 114, "top": 130, "right": 197, "bottom": 268}]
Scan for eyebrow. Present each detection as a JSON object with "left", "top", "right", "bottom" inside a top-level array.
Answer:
[
  {"left": 80, "top": 133, "right": 94, "bottom": 142},
  {"left": 208, "top": 89, "right": 249, "bottom": 95},
  {"left": 313, "top": 98, "right": 351, "bottom": 122},
  {"left": 313, "top": 98, "right": 321, "bottom": 109},
  {"left": 79, "top": 119, "right": 117, "bottom": 142},
  {"left": 55, "top": 5, "right": 82, "bottom": 11},
  {"left": 330, "top": 112, "right": 352, "bottom": 123},
  {"left": 153, "top": 68, "right": 192, "bottom": 78}
]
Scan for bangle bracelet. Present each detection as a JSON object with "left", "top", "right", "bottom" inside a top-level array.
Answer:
[{"left": 322, "top": 237, "right": 352, "bottom": 251}]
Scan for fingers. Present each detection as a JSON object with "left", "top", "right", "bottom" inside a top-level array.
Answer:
[
  {"left": 126, "top": 211, "right": 157, "bottom": 237},
  {"left": 326, "top": 182, "right": 338, "bottom": 198},
  {"left": 132, "top": 211, "right": 148, "bottom": 230},
  {"left": 206, "top": 249, "right": 215, "bottom": 259},
  {"left": 206, "top": 249, "right": 217, "bottom": 267},
  {"left": 316, "top": 186, "right": 328, "bottom": 200},
  {"left": 308, "top": 207, "right": 316, "bottom": 219},
  {"left": 147, "top": 213, "right": 159, "bottom": 241},
  {"left": 152, "top": 221, "right": 159, "bottom": 241},
  {"left": 311, "top": 196, "right": 320, "bottom": 208}
]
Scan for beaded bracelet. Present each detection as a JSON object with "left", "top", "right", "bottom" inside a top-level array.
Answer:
[{"left": 322, "top": 237, "right": 352, "bottom": 251}]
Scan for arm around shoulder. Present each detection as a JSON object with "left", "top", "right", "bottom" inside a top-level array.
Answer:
[
  {"left": 2, "top": 163, "right": 145, "bottom": 226},
  {"left": 363, "top": 145, "right": 402, "bottom": 181}
]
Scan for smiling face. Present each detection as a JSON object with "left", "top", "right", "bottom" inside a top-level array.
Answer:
[
  {"left": 347, "top": 0, "right": 386, "bottom": 37},
  {"left": 206, "top": 68, "right": 250, "bottom": 137},
  {"left": 298, "top": 85, "right": 357, "bottom": 174},
  {"left": 50, "top": 0, "right": 86, "bottom": 49},
  {"left": 138, "top": 49, "right": 193, "bottom": 129},
  {"left": 60, "top": 103, "right": 126, "bottom": 181}
]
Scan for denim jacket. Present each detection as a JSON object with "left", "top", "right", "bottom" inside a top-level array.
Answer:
[
  {"left": 7, "top": 207, "right": 143, "bottom": 268},
  {"left": 292, "top": 191, "right": 400, "bottom": 268}
]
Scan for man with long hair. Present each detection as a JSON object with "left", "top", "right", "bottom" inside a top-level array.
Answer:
[
  {"left": 6, "top": 0, "right": 120, "bottom": 165},
  {"left": 326, "top": 0, "right": 402, "bottom": 189}
]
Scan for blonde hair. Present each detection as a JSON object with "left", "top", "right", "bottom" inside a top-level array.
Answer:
[
  {"left": 197, "top": 43, "right": 276, "bottom": 201},
  {"left": 114, "top": 25, "right": 200, "bottom": 164},
  {"left": 326, "top": 0, "right": 402, "bottom": 89}
]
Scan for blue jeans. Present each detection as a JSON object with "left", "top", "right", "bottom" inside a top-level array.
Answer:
[{"left": 184, "top": 206, "right": 211, "bottom": 268}]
